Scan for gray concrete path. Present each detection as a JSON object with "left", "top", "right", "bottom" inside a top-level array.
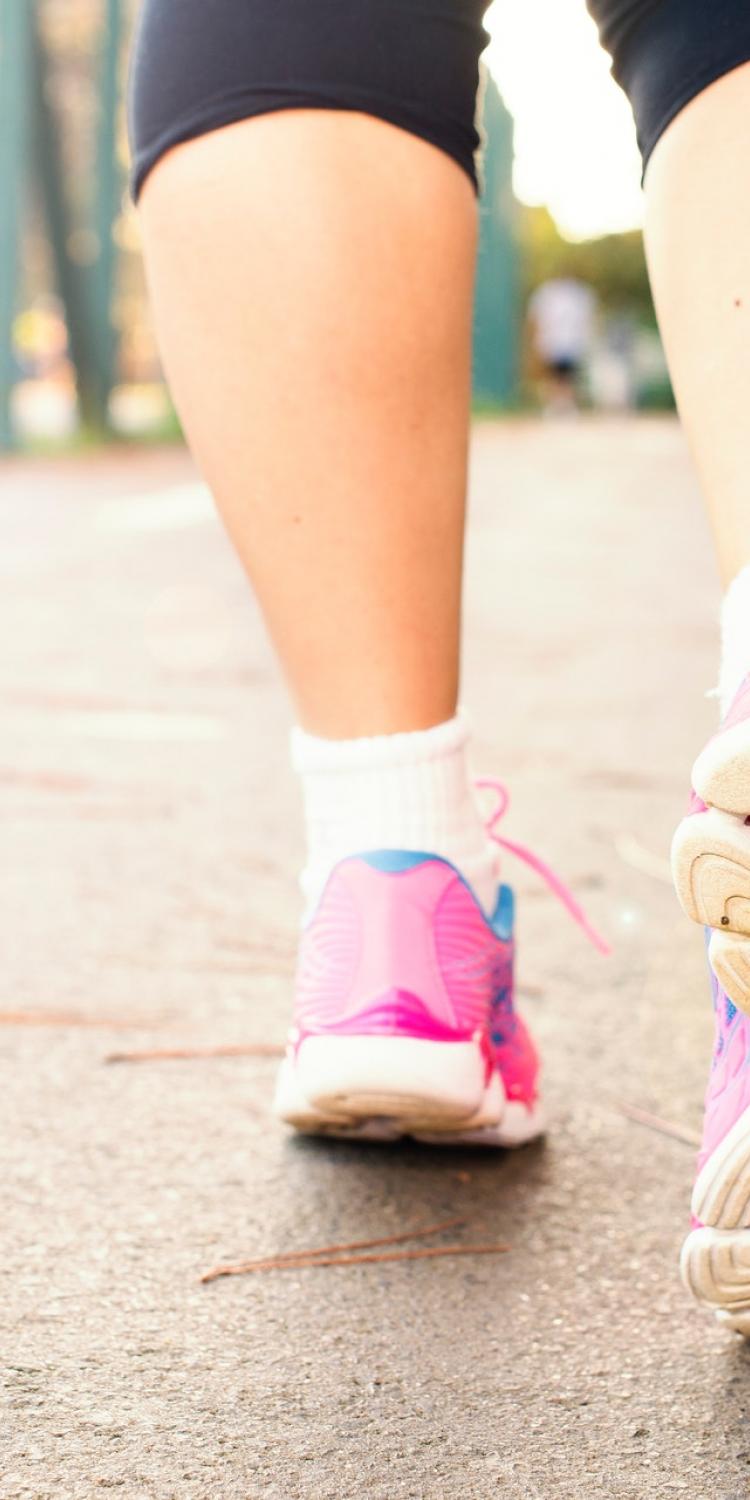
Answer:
[{"left": 2, "top": 419, "right": 748, "bottom": 1500}]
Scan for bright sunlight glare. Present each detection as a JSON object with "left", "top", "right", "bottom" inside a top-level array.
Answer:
[{"left": 485, "top": 0, "right": 645, "bottom": 241}]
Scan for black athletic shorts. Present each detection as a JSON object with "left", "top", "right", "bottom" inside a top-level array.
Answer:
[{"left": 127, "top": 0, "right": 750, "bottom": 204}]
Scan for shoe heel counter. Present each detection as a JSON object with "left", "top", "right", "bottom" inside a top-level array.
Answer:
[{"left": 294, "top": 853, "right": 494, "bottom": 1040}]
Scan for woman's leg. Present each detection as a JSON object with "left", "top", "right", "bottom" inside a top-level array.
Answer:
[
  {"left": 643, "top": 61, "right": 750, "bottom": 593},
  {"left": 589, "top": 0, "right": 750, "bottom": 1329},
  {"left": 135, "top": 107, "right": 503, "bottom": 919},
  {"left": 136, "top": 110, "right": 475, "bottom": 741},
  {"left": 126, "top": 4, "right": 552, "bottom": 1144},
  {"left": 127, "top": 0, "right": 509, "bottom": 911},
  {"left": 127, "top": 0, "right": 506, "bottom": 909},
  {"left": 588, "top": 0, "right": 750, "bottom": 705}
]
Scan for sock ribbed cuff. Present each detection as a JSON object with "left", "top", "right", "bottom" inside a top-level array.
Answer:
[{"left": 291, "top": 710, "right": 498, "bottom": 919}]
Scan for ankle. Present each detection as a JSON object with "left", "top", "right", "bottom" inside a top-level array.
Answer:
[{"left": 291, "top": 710, "right": 498, "bottom": 919}]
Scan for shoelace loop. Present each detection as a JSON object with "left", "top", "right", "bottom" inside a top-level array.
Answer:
[{"left": 475, "top": 777, "right": 611, "bottom": 956}]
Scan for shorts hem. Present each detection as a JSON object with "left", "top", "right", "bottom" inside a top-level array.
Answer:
[
  {"left": 130, "top": 89, "right": 481, "bottom": 203},
  {"left": 639, "top": 52, "right": 750, "bottom": 178}
]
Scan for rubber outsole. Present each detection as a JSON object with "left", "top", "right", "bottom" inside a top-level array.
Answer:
[
  {"left": 708, "top": 929, "right": 750, "bottom": 1017},
  {"left": 671, "top": 807, "right": 750, "bottom": 938},
  {"left": 273, "top": 1035, "right": 544, "bottom": 1148},
  {"left": 672, "top": 802, "right": 750, "bottom": 1013},
  {"left": 680, "top": 1227, "right": 750, "bottom": 1334},
  {"left": 691, "top": 1102, "right": 750, "bottom": 1229},
  {"left": 682, "top": 1104, "right": 750, "bottom": 1333},
  {"left": 692, "top": 719, "right": 750, "bottom": 816},
  {"left": 678, "top": 727, "right": 750, "bottom": 1329}
]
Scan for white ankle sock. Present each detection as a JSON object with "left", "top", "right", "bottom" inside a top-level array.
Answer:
[
  {"left": 290, "top": 710, "right": 499, "bottom": 919},
  {"left": 719, "top": 564, "right": 750, "bottom": 716}
]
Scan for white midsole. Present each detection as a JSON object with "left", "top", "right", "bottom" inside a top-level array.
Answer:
[
  {"left": 708, "top": 928, "right": 750, "bottom": 1015},
  {"left": 672, "top": 713, "right": 750, "bottom": 1017},
  {"left": 671, "top": 807, "right": 750, "bottom": 936},
  {"left": 681, "top": 1225, "right": 750, "bottom": 1307},
  {"left": 272, "top": 1034, "right": 544, "bottom": 1146},
  {"left": 692, "top": 719, "right": 750, "bottom": 816},
  {"left": 691, "top": 1103, "right": 750, "bottom": 1229},
  {"left": 683, "top": 1107, "right": 750, "bottom": 1333},
  {"left": 296, "top": 1034, "right": 490, "bottom": 1119}
]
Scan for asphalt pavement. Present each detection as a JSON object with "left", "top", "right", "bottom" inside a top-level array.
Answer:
[{"left": 2, "top": 418, "right": 748, "bottom": 1499}]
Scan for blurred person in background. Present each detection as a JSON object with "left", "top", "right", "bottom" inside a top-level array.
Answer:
[
  {"left": 127, "top": 0, "right": 750, "bottom": 1332},
  {"left": 527, "top": 275, "right": 597, "bottom": 412}
]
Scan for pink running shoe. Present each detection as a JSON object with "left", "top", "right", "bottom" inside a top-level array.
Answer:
[
  {"left": 274, "top": 782, "right": 609, "bottom": 1145},
  {"left": 681, "top": 952, "right": 750, "bottom": 1334},
  {"left": 672, "top": 673, "right": 750, "bottom": 1011}
]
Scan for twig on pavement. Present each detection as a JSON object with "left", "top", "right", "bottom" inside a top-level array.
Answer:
[
  {"left": 614, "top": 833, "right": 673, "bottom": 885},
  {"left": 619, "top": 1101, "right": 700, "bottom": 1148},
  {"left": 105, "top": 1042, "right": 285, "bottom": 1063},
  {"left": 202, "top": 1216, "right": 481, "bottom": 1282},
  {"left": 0, "top": 1010, "right": 157, "bottom": 1030},
  {"left": 203, "top": 1244, "right": 511, "bottom": 1278}
]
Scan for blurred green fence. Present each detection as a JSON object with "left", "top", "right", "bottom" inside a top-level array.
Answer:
[
  {"left": 0, "top": 2, "right": 522, "bottom": 451},
  {"left": 0, "top": 0, "right": 136, "bottom": 446}
]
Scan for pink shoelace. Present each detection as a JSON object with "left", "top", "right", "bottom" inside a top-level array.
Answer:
[{"left": 476, "top": 777, "right": 611, "bottom": 957}]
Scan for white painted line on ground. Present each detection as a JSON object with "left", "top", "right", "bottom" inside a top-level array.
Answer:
[
  {"left": 57, "top": 710, "right": 227, "bottom": 742},
  {"left": 95, "top": 484, "right": 215, "bottom": 534}
]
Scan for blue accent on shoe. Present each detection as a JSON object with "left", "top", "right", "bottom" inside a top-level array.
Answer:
[
  {"left": 337, "top": 850, "right": 514, "bottom": 941},
  {"left": 490, "top": 883, "right": 514, "bottom": 941},
  {"left": 361, "top": 850, "right": 435, "bottom": 874}
]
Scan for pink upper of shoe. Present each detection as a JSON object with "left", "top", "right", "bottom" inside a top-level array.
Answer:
[
  {"left": 289, "top": 780, "right": 609, "bottom": 1115},
  {"left": 681, "top": 683, "right": 750, "bottom": 1216},
  {"left": 694, "top": 952, "right": 750, "bottom": 1219},
  {"left": 291, "top": 853, "right": 540, "bottom": 1110}
]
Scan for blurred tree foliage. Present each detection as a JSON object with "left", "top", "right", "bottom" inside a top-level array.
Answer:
[{"left": 519, "top": 204, "right": 657, "bottom": 325}]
